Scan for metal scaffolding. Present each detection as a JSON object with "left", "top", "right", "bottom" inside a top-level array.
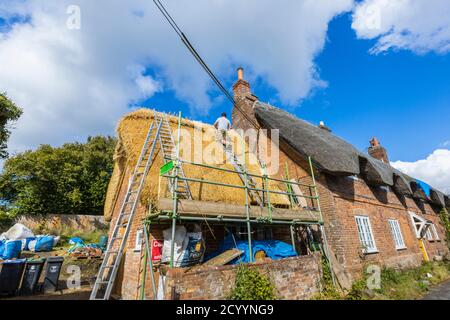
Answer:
[{"left": 138, "top": 111, "right": 335, "bottom": 300}]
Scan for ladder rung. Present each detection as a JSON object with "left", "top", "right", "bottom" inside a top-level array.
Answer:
[{"left": 102, "top": 265, "right": 114, "bottom": 269}]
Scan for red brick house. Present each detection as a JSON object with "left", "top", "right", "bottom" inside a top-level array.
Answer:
[
  {"left": 102, "top": 68, "right": 449, "bottom": 300},
  {"left": 231, "top": 68, "right": 450, "bottom": 283}
]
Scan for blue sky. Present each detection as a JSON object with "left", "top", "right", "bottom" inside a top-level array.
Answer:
[{"left": 0, "top": 0, "right": 449, "bottom": 192}]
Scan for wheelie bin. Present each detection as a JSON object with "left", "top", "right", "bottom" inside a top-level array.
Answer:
[
  {"left": 43, "top": 256, "right": 64, "bottom": 293},
  {"left": 20, "top": 258, "right": 46, "bottom": 295},
  {"left": 0, "top": 259, "right": 26, "bottom": 296}
]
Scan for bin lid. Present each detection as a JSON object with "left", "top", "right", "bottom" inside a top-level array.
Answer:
[
  {"left": 46, "top": 256, "right": 64, "bottom": 263},
  {"left": 26, "top": 258, "right": 46, "bottom": 264},
  {"left": 1, "top": 259, "right": 27, "bottom": 265}
]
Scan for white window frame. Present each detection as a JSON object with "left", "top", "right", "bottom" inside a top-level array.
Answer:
[
  {"left": 424, "top": 223, "right": 439, "bottom": 242},
  {"left": 425, "top": 227, "right": 433, "bottom": 241},
  {"left": 388, "top": 219, "right": 406, "bottom": 250},
  {"left": 431, "top": 224, "right": 440, "bottom": 241},
  {"left": 408, "top": 212, "right": 427, "bottom": 239},
  {"left": 134, "top": 229, "right": 144, "bottom": 252},
  {"left": 355, "top": 215, "right": 378, "bottom": 254}
]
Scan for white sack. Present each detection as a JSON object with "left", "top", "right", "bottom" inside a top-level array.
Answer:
[
  {"left": 161, "top": 225, "right": 187, "bottom": 266},
  {"left": 3, "top": 223, "right": 34, "bottom": 240}
]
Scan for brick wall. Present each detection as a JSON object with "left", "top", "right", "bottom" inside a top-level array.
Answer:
[
  {"left": 165, "top": 253, "right": 322, "bottom": 300},
  {"left": 325, "top": 174, "right": 449, "bottom": 280},
  {"left": 230, "top": 82, "right": 449, "bottom": 285}
]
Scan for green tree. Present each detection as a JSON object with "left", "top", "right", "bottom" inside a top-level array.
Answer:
[
  {"left": 0, "top": 136, "right": 116, "bottom": 216},
  {"left": 0, "top": 93, "right": 23, "bottom": 159}
]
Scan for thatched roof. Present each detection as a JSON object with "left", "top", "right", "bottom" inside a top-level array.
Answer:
[
  {"left": 254, "top": 102, "right": 361, "bottom": 175},
  {"left": 445, "top": 195, "right": 450, "bottom": 207},
  {"left": 430, "top": 189, "right": 446, "bottom": 208},
  {"left": 104, "top": 109, "right": 291, "bottom": 221},
  {"left": 253, "top": 101, "right": 448, "bottom": 208}
]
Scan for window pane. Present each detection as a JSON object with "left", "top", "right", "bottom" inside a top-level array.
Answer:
[{"left": 356, "top": 216, "right": 376, "bottom": 252}]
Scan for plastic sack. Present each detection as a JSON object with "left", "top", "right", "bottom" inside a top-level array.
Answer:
[
  {"left": 21, "top": 237, "right": 37, "bottom": 251},
  {"left": 3, "top": 223, "right": 34, "bottom": 241},
  {"left": 0, "top": 240, "right": 22, "bottom": 260},
  {"left": 161, "top": 225, "right": 187, "bottom": 266},
  {"left": 69, "top": 237, "right": 84, "bottom": 245},
  {"left": 0, "top": 240, "right": 5, "bottom": 258},
  {"left": 98, "top": 235, "right": 108, "bottom": 251},
  {"left": 28, "top": 239, "right": 37, "bottom": 252},
  {"left": 53, "top": 236, "right": 60, "bottom": 247},
  {"left": 34, "top": 236, "right": 54, "bottom": 252},
  {"left": 178, "top": 231, "right": 205, "bottom": 267}
]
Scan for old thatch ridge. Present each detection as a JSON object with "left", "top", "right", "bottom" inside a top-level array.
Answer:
[
  {"left": 430, "top": 189, "right": 446, "bottom": 208},
  {"left": 445, "top": 195, "right": 450, "bottom": 208},
  {"left": 253, "top": 102, "right": 447, "bottom": 208},
  {"left": 254, "top": 101, "right": 361, "bottom": 175},
  {"left": 359, "top": 154, "right": 394, "bottom": 186}
]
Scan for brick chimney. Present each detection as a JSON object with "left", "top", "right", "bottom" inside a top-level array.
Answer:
[
  {"left": 232, "top": 67, "right": 259, "bottom": 131},
  {"left": 368, "top": 137, "right": 390, "bottom": 163}
]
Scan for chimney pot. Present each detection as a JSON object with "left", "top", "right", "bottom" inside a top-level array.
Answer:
[
  {"left": 237, "top": 67, "right": 244, "bottom": 81},
  {"left": 370, "top": 137, "right": 380, "bottom": 147},
  {"left": 368, "top": 137, "right": 389, "bottom": 163}
]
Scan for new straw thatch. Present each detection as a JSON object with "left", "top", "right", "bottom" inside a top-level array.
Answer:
[{"left": 104, "top": 109, "right": 290, "bottom": 221}]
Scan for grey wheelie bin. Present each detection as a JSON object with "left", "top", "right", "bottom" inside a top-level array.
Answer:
[{"left": 0, "top": 259, "right": 26, "bottom": 297}]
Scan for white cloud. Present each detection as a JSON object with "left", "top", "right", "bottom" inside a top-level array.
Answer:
[
  {"left": 352, "top": 0, "right": 450, "bottom": 54},
  {"left": 0, "top": 0, "right": 353, "bottom": 155},
  {"left": 391, "top": 149, "right": 450, "bottom": 194}
]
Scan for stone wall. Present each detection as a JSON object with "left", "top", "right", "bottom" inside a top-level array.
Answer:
[{"left": 15, "top": 214, "right": 108, "bottom": 233}]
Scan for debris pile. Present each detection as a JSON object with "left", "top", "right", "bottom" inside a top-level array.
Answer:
[
  {"left": 0, "top": 224, "right": 60, "bottom": 260},
  {"left": 66, "top": 237, "right": 106, "bottom": 259}
]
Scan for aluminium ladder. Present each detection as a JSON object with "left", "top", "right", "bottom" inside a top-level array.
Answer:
[
  {"left": 90, "top": 117, "right": 164, "bottom": 300},
  {"left": 222, "top": 143, "right": 263, "bottom": 205},
  {"left": 155, "top": 112, "right": 192, "bottom": 200}
]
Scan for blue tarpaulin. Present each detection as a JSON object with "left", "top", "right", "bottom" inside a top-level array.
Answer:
[
  {"left": 0, "top": 240, "right": 22, "bottom": 260},
  {"left": 416, "top": 179, "right": 431, "bottom": 197},
  {"left": 206, "top": 234, "right": 297, "bottom": 265},
  {"left": 69, "top": 237, "right": 84, "bottom": 245}
]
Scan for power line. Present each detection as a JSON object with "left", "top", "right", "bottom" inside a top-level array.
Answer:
[
  {"left": 153, "top": 0, "right": 233, "bottom": 104},
  {"left": 152, "top": 0, "right": 260, "bottom": 129}
]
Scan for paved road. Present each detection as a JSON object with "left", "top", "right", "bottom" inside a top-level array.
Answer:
[{"left": 422, "top": 280, "right": 450, "bottom": 300}]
